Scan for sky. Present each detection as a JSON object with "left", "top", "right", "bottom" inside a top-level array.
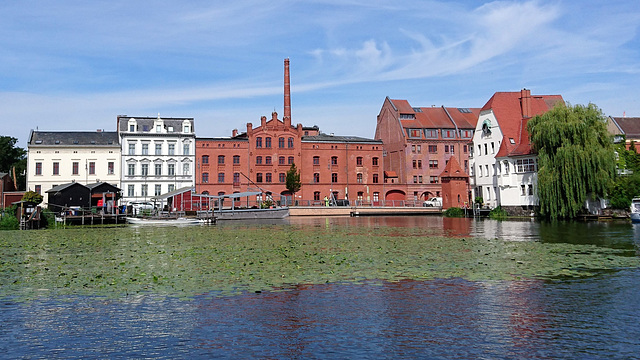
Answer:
[{"left": 1, "top": 0, "right": 639, "bottom": 147}]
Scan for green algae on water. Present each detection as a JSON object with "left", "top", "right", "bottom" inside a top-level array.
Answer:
[{"left": 1, "top": 224, "right": 638, "bottom": 300}]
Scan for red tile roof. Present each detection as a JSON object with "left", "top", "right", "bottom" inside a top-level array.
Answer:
[
  {"left": 439, "top": 156, "right": 468, "bottom": 178},
  {"left": 389, "top": 99, "right": 480, "bottom": 138},
  {"left": 487, "top": 90, "right": 564, "bottom": 158}
]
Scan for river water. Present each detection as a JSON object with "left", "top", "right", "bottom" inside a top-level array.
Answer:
[{"left": 1, "top": 216, "right": 639, "bottom": 359}]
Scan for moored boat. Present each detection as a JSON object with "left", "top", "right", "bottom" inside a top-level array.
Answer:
[
  {"left": 126, "top": 217, "right": 203, "bottom": 225},
  {"left": 212, "top": 191, "right": 290, "bottom": 220},
  {"left": 631, "top": 197, "right": 640, "bottom": 223}
]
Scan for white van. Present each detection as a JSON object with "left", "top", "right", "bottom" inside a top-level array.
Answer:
[{"left": 423, "top": 197, "right": 442, "bottom": 207}]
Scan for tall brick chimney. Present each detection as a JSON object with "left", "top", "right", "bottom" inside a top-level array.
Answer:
[
  {"left": 521, "top": 88, "right": 532, "bottom": 118},
  {"left": 284, "top": 58, "right": 291, "bottom": 127}
]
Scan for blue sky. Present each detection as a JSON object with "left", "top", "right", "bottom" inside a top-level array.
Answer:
[{"left": 2, "top": 0, "right": 639, "bottom": 147}]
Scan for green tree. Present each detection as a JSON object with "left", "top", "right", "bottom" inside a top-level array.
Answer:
[
  {"left": 527, "top": 103, "right": 615, "bottom": 220},
  {"left": 22, "top": 190, "right": 43, "bottom": 205},
  {"left": 285, "top": 163, "right": 301, "bottom": 197},
  {"left": 0, "top": 136, "right": 26, "bottom": 190}
]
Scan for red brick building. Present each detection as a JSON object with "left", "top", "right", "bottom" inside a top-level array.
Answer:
[
  {"left": 375, "top": 97, "right": 478, "bottom": 203},
  {"left": 440, "top": 156, "right": 470, "bottom": 209},
  {"left": 196, "top": 59, "right": 385, "bottom": 205}
]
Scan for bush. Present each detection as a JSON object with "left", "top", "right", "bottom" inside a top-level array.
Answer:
[
  {"left": 0, "top": 213, "right": 19, "bottom": 230},
  {"left": 443, "top": 207, "right": 465, "bottom": 217},
  {"left": 41, "top": 208, "right": 56, "bottom": 228},
  {"left": 489, "top": 206, "right": 508, "bottom": 220}
]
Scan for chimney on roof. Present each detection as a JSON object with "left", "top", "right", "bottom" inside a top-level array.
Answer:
[
  {"left": 521, "top": 88, "right": 532, "bottom": 118},
  {"left": 284, "top": 58, "right": 292, "bottom": 128},
  {"left": 261, "top": 115, "right": 267, "bottom": 128},
  {"left": 232, "top": 129, "right": 238, "bottom": 137}
]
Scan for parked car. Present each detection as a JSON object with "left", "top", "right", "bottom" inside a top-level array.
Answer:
[{"left": 423, "top": 197, "right": 442, "bottom": 207}]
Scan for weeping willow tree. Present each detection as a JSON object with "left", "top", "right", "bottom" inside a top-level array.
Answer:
[{"left": 527, "top": 103, "right": 615, "bottom": 220}]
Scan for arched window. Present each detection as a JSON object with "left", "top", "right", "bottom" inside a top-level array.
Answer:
[
  {"left": 279, "top": 137, "right": 285, "bottom": 148},
  {"left": 313, "top": 156, "right": 320, "bottom": 165},
  {"left": 202, "top": 173, "right": 209, "bottom": 183},
  {"left": 265, "top": 137, "right": 272, "bottom": 148},
  {"left": 256, "top": 156, "right": 262, "bottom": 165},
  {"left": 357, "top": 173, "right": 363, "bottom": 183},
  {"left": 356, "top": 157, "right": 363, "bottom": 166},
  {"left": 313, "top": 173, "right": 320, "bottom": 183},
  {"left": 202, "top": 155, "right": 209, "bottom": 164},
  {"left": 217, "top": 155, "right": 225, "bottom": 164},
  {"left": 288, "top": 137, "right": 294, "bottom": 148},
  {"left": 331, "top": 156, "right": 338, "bottom": 165},
  {"left": 256, "top": 137, "right": 262, "bottom": 148}
]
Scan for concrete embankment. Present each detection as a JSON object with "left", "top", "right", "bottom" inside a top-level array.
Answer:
[{"left": 289, "top": 206, "right": 442, "bottom": 217}]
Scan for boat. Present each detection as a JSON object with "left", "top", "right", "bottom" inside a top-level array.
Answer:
[
  {"left": 631, "top": 197, "right": 640, "bottom": 223},
  {"left": 211, "top": 191, "right": 290, "bottom": 220},
  {"left": 126, "top": 217, "right": 203, "bottom": 225}
]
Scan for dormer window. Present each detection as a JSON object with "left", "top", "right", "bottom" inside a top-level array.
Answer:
[{"left": 184, "top": 125, "right": 190, "bottom": 133}]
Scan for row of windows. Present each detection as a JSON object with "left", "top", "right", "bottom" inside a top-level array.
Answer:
[
  {"left": 128, "top": 123, "right": 190, "bottom": 134},
  {"left": 255, "top": 136, "right": 294, "bottom": 149},
  {"left": 406, "top": 128, "right": 474, "bottom": 139},
  {"left": 202, "top": 172, "right": 382, "bottom": 184},
  {"left": 204, "top": 155, "right": 382, "bottom": 167},
  {"left": 411, "top": 144, "right": 467, "bottom": 154},
  {"left": 127, "top": 142, "right": 189, "bottom": 156},
  {"left": 126, "top": 183, "right": 176, "bottom": 197},
  {"left": 312, "top": 156, "right": 380, "bottom": 166},
  {"left": 34, "top": 161, "right": 115, "bottom": 176},
  {"left": 126, "top": 163, "right": 189, "bottom": 176},
  {"left": 412, "top": 175, "right": 440, "bottom": 184},
  {"left": 474, "top": 159, "right": 536, "bottom": 177}
]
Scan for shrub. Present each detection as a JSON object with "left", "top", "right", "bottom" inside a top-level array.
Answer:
[
  {"left": 489, "top": 206, "right": 508, "bottom": 220},
  {"left": 443, "top": 207, "right": 465, "bottom": 218},
  {"left": 41, "top": 208, "right": 56, "bottom": 228},
  {"left": 0, "top": 213, "right": 19, "bottom": 230}
]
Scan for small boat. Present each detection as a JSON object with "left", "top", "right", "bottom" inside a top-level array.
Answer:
[
  {"left": 212, "top": 191, "right": 290, "bottom": 221},
  {"left": 631, "top": 197, "right": 640, "bottom": 223},
  {"left": 126, "top": 217, "right": 203, "bottom": 225}
]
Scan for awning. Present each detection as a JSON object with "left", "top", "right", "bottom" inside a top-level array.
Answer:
[{"left": 384, "top": 171, "right": 398, "bottom": 178}]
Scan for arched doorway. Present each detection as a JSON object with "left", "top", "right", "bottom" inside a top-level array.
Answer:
[
  {"left": 280, "top": 190, "right": 292, "bottom": 206},
  {"left": 385, "top": 190, "right": 406, "bottom": 205}
]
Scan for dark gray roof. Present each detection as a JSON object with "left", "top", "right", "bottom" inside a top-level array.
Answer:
[
  {"left": 611, "top": 117, "right": 640, "bottom": 138},
  {"left": 302, "top": 133, "right": 382, "bottom": 144},
  {"left": 46, "top": 182, "right": 83, "bottom": 193},
  {"left": 86, "top": 182, "right": 121, "bottom": 191},
  {"left": 29, "top": 131, "right": 119, "bottom": 146},
  {"left": 117, "top": 116, "right": 195, "bottom": 133}
]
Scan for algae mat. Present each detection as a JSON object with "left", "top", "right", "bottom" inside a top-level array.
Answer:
[{"left": 1, "top": 224, "right": 639, "bottom": 300}]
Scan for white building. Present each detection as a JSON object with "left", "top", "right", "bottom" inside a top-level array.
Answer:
[
  {"left": 117, "top": 115, "right": 195, "bottom": 204},
  {"left": 26, "top": 130, "right": 121, "bottom": 206},
  {"left": 470, "top": 89, "right": 563, "bottom": 214}
]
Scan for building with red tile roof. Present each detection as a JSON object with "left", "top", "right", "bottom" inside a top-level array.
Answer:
[
  {"left": 375, "top": 97, "right": 479, "bottom": 203},
  {"left": 440, "top": 156, "right": 470, "bottom": 209},
  {"left": 471, "top": 89, "right": 564, "bottom": 213},
  {"left": 608, "top": 116, "right": 640, "bottom": 153}
]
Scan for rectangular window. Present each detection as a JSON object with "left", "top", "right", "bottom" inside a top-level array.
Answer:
[
  {"left": 356, "top": 157, "right": 363, "bottom": 166},
  {"left": 516, "top": 159, "right": 536, "bottom": 173},
  {"left": 413, "top": 160, "right": 417, "bottom": 169},
  {"left": 413, "top": 176, "right": 418, "bottom": 184},
  {"left": 419, "top": 175, "right": 423, "bottom": 183},
  {"left": 155, "top": 143, "right": 162, "bottom": 155},
  {"left": 168, "top": 144, "right": 175, "bottom": 155},
  {"left": 372, "top": 157, "right": 379, "bottom": 166},
  {"left": 265, "top": 156, "right": 272, "bottom": 165},
  {"left": 88, "top": 162, "right": 95, "bottom": 175},
  {"left": 491, "top": 142, "right": 495, "bottom": 154},
  {"left": 288, "top": 138, "right": 294, "bottom": 148},
  {"left": 288, "top": 156, "right": 294, "bottom": 165},
  {"left": 279, "top": 173, "right": 285, "bottom": 183},
  {"left": 444, "top": 145, "right": 449, "bottom": 153},
  {"left": 256, "top": 156, "right": 262, "bottom": 165},
  {"left": 450, "top": 145, "right": 454, "bottom": 154},
  {"left": 331, "top": 173, "right": 338, "bottom": 183},
  {"left": 233, "top": 155, "right": 240, "bottom": 164},
  {"left": 108, "top": 162, "right": 114, "bottom": 175},
  {"left": 256, "top": 137, "right": 262, "bottom": 148},
  {"left": 128, "top": 185, "right": 134, "bottom": 197},
  {"left": 183, "top": 163, "right": 190, "bottom": 175},
  {"left": 35, "top": 162, "right": 42, "bottom": 175},
  {"left": 265, "top": 137, "right": 271, "bottom": 148},
  {"left": 202, "top": 173, "right": 209, "bottom": 183},
  {"left": 279, "top": 137, "right": 285, "bottom": 148},
  {"left": 373, "top": 192, "right": 379, "bottom": 202},
  {"left": 280, "top": 156, "right": 287, "bottom": 165},
  {"left": 155, "top": 184, "right": 162, "bottom": 196},
  {"left": 141, "top": 164, "right": 148, "bottom": 176},
  {"left": 218, "top": 155, "right": 225, "bottom": 164},
  {"left": 218, "top": 173, "right": 225, "bottom": 183},
  {"left": 129, "top": 143, "right": 135, "bottom": 155},
  {"left": 183, "top": 143, "right": 190, "bottom": 156},
  {"left": 314, "top": 192, "right": 320, "bottom": 201},
  {"left": 417, "top": 160, "right": 422, "bottom": 169},
  {"left": 168, "top": 184, "right": 175, "bottom": 192},
  {"left": 331, "top": 156, "right": 338, "bottom": 165},
  {"left": 53, "top": 162, "right": 59, "bottom": 175},
  {"left": 442, "top": 129, "right": 456, "bottom": 139},
  {"left": 256, "top": 173, "right": 263, "bottom": 183},
  {"left": 412, "top": 145, "right": 416, "bottom": 153},
  {"left": 521, "top": 184, "right": 526, "bottom": 196},
  {"left": 373, "top": 173, "right": 379, "bottom": 183},
  {"left": 129, "top": 124, "right": 135, "bottom": 132},
  {"left": 234, "top": 172, "right": 240, "bottom": 185},
  {"left": 128, "top": 164, "right": 135, "bottom": 176},
  {"left": 429, "top": 160, "right": 438, "bottom": 169},
  {"left": 142, "top": 143, "right": 149, "bottom": 155},
  {"left": 417, "top": 145, "right": 421, "bottom": 153},
  {"left": 155, "top": 164, "right": 162, "bottom": 176},
  {"left": 168, "top": 164, "right": 175, "bottom": 176},
  {"left": 265, "top": 173, "right": 272, "bottom": 183},
  {"left": 428, "top": 145, "right": 437, "bottom": 153},
  {"left": 141, "top": 184, "right": 148, "bottom": 197},
  {"left": 430, "top": 176, "right": 439, "bottom": 184},
  {"left": 72, "top": 162, "right": 79, "bottom": 175},
  {"left": 35, "top": 185, "right": 41, "bottom": 194},
  {"left": 425, "top": 129, "right": 438, "bottom": 139},
  {"left": 407, "top": 129, "right": 421, "bottom": 138},
  {"left": 528, "top": 184, "right": 534, "bottom": 195}
]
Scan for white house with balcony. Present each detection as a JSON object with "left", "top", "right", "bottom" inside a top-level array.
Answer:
[
  {"left": 470, "top": 89, "right": 564, "bottom": 214},
  {"left": 26, "top": 130, "right": 121, "bottom": 207},
  {"left": 118, "top": 115, "right": 195, "bottom": 205}
]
